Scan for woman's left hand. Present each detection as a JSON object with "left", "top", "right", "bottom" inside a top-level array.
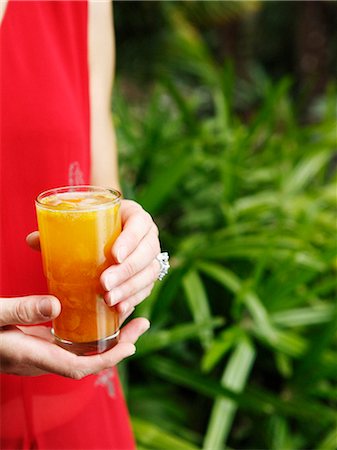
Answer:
[
  {"left": 27, "top": 199, "right": 162, "bottom": 322},
  {"left": 100, "top": 200, "right": 161, "bottom": 316}
]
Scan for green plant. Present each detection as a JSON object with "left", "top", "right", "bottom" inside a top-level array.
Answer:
[{"left": 113, "top": 19, "right": 337, "bottom": 450}]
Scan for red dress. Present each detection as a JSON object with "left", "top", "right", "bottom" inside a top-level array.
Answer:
[{"left": 0, "top": 1, "right": 135, "bottom": 448}]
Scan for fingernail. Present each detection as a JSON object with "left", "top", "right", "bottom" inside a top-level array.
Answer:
[
  {"left": 107, "top": 289, "right": 122, "bottom": 306},
  {"left": 126, "top": 344, "right": 136, "bottom": 357},
  {"left": 141, "top": 320, "right": 151, "bottom": 334},
  {"left": 38, "top": 298, "right": 53, "bottom": 317},
  {"left": 103, "top": 274, "right": 116, "bottom": 292},
  {"left": 120, "top": 306, "right": 135, "bottom": 320},
  {"left": 117, "top": 245, "right": 128, "bottom": 263},
  {"left": 103, "top": 269, "right": 118, "bottom": 291},
  {"left": 105, "top": 292, "right": 113, "bottom": 307},
  {"left": 120, "top": 302, "right": 130, "bottom": 315}
]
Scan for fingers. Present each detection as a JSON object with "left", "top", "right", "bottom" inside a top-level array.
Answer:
[
  {"left": 26, "top": 231, "right": 40, "bottom": 251},
  {"left": 111, "top": 200, "right": 157, "bottom": 263},
  {"left": 118, "top": 306, "right": 135, "bottom": 327},
  {"left": 102, "top": 227, "right": 160, "bottom": 292},
  {"left": 0, "top": 296, "right": 61, "bottom": 327},
  {"left": 101, "top": 200, "right": 160, "bottom": 312},
  {"left": 30, "top": 318, "right": 150, "bottom": 378},
  {"left": 19, "top": 324, "right": 55, "bottom": 342},
  {"left": 115, "top": 283, "right": 154, "bottom": 320},
  {"left": 0, "top": 326, "right": 132, "bottom": 378},
  {"left": 0, "top": 318, "right": 150, "bottom": 378},
  {"left": 102, "top": 239, "right": 160, "bottom": 307},
  {"left": 105, "top": 260, "right": 157, "bottom": 306},
  {"left": 61, "top": 318, "right": 150, "bottom": 379},
  {"left": 119, "top": 317, "right": 150, "bottom": 343}
]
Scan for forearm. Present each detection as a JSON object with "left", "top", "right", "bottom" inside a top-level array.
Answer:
[
  {"left": 88, "top": 0, "right": 120, "bottom": 191},
  {"left": 90, "top": 113, "right": 121, "bottom": 191}
]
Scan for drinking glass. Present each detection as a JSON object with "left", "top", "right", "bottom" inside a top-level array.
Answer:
[{"left": 36, "top": 185, "right": 121, "bottom": 355}]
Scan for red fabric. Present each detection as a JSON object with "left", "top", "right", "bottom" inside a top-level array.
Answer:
[{"left": 0, "top": 1, "right": 135, "bottom": 449}]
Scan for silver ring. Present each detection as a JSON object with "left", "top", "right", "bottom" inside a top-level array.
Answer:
[{"left": 156, "top": 252, "right": 170, "bottom": 281}]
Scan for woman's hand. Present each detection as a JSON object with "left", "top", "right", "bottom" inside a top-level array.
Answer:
[
  {"left": 12, "top": 199, "right": 161, "bottom": 378},
  {"left": 0, "top": 295, "right": 149, "bottom": 378},
  {"left": 100, "top": 200, "right": 162, "bottom": 315},
  {"left": 27, "top": 199, "right": 162, "bottom": 314}
]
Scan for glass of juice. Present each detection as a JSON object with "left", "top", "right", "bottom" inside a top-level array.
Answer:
[{"left": 36, "top": 185, "right": 121, "bottom": 356}]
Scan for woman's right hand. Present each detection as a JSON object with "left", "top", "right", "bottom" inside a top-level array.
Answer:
[{"left": 0, "top": 295, "right": 149, "bottom": 378}]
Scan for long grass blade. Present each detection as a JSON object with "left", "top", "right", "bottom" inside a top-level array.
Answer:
[
  {"left": 284, "top": 150, "right": 332, "bottom": 193},
  {"left": 316, "top": 427, "right": 337, "bottom": 450},
  {"left": 134, "top": 318, "right": 223, "bottom": 358},
  {"left": 268, "top": 416, "right": 298, "bottom": 450},
  {"left": 132, "top": 417, "right": 199, "bottom": 450},
  {"left": 201, "top": 326, "right": 243, "bottom": 372},
  {"left": 203, "top": 339, "right": 255, "bottom": 450},
  {"left": 147, "top": 357, "right": 336, "bottom": 425},
  {"left": 137, "top": 150, "right": 192, "bottom": 215},
  {"left": 198, "top": 261, "right": 277, "bottom": 340},
  {"left": 271, "top": 305, "right": 335, "bottom": 327},
  {"left": 182, "top": 269, "right": 214, "bottom": 348}
]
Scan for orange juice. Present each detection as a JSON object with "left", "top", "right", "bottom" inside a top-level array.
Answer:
[{"left": 36, "top": 186, "right": 121, "bottom": 355}]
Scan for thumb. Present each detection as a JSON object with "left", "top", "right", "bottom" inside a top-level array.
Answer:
[
  {"left": 26, "top": 231, "right": 41, "bottom": 251},
  {"left": 0, "top": 295, "right": 61, "bottom": 327}
]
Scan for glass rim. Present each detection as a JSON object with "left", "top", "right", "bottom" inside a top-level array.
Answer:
[{"left": 35, "top": 185, "right": 121, "bottom": 212}]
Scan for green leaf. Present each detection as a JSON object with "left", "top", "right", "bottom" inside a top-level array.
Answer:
[
  {"left": 132, "top": 417, "right": 199, "bottom": 450},
  {"left": 182, "top": 270, "right": 214, "bottom": 348},
  {"left": 147, "top": 357, "right": 336, "bottom": 425},
  {"left": 268, "top": 416, "right": 298, "bottom": 450},
  {"left": 137, "top": 150, "right": 192, "bottom": 215},
  {"left": 201, "top": 326, "right": 242, "bottom": 372},
  {"left": 284, "top": 150, "right": 332, "bottom": 193},
  {"left": 244, "top": 291, "right": 277, "bottom": 341},
  {"left": 198, "top": 261, "right": 240, "bottom": 294},
  {"left": 198, "top": 262, "right": 277, "bottom": 340},
  {"left": 160, "top": 77, "right": 198, "bottom": 134},
  {"left": 316, "top": 427, "right": 337, "bottom": 450},
  {"left": 275, "top": 352, "right": 293, "bottom": 378},
  {"left": 134, "top": 318, "right": 224, "bottom": 358},
  {"left": 233, "top": 191, "right": 280, "bottom": 217},
  {"left": 135, "top": 280, "right": 163, "bottom": 319},
  {"left": 252, "top": 327, "right": 307, "bottom": 358},
  {"left": 114, "top": 42, "right": 337, "bottom": 449},
  {"left": 151, "top": 267, "right": 188, "bottom": 323},
  {"left": 293, "top": 309, "right": 337, "bottom": 386},
  {"left": 271, "top": 305, "right": 335, "bottom": 327},
  {"left": 203, "top": 339, "right": 255, "bottom": 450},
  {"left": 199, "top": 236, "right": 320, "bottom": 266}
]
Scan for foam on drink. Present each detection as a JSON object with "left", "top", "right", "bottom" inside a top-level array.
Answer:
[{"left": 40, "top": 191, "right": 116, "bottom": 210}]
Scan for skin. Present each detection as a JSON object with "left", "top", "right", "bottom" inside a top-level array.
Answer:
[{"left": 0, "top": 1, "right": 161, "bottom": 379}]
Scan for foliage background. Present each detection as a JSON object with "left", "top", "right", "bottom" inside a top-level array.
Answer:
[{"left": 112, "top": 2, "right": 337, "bottom": 449}]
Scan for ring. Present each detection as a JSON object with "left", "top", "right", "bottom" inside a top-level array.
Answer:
[{"left": 156, "top": 252, "right": 170, "bottom": 281}]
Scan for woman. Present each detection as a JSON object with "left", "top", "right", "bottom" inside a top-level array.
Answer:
[{"left": 0, "top": 1, "right": 165, "bottom": 448}]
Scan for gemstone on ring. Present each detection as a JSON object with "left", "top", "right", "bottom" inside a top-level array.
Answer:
[{"left": 156, "top": 251, "right": 170, "bottom": 281}]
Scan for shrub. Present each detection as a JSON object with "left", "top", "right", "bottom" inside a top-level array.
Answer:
[{"left": 113, "top": 26, "right": 337, "bottom": 450}]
